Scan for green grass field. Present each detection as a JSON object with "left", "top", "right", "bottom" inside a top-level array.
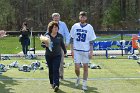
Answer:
[
  {"left": 0, "top": 34, "right": 132, "bottom": 54},
  {"left": 0, "top": 36, "right": 44, "bottom": 54},
  {"left": 0, "top": 56, "right": 140, "bottom": 93}
]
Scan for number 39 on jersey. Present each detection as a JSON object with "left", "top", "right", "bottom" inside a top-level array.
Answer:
[{"left": 76, "top": 29, "right": 87, "bottom": 42}]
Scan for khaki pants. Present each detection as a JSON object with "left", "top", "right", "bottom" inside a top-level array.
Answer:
[
  {"left": 138, "top": 47, "right": 140, "bottom": 54},
  {"left": 59, "top": 49, "right": 64, "bottom": 77}
]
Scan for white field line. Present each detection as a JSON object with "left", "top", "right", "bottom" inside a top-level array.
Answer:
[{"left": 0, "top": 77, "right": 140, "bottom": 81}]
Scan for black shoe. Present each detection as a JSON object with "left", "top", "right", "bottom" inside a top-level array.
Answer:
[{"left": 54, "top": 86, "right": 59, "bottom": 92}]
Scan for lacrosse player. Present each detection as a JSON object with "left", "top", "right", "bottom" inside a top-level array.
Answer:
[{"left": 70, "top": 11, "right": 96, "bottom": 91}]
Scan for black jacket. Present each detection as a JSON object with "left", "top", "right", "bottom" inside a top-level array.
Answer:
[
  {"left": 19, "top": 28, "right": 30, "bottom": 45},
  {"left": 42, "top": 33, "right": 67, "bottom": 57},
  {"left": 20, "top": 28, "right": 30, "bottom": 39}
]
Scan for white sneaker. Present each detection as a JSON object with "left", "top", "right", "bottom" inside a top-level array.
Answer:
[
  {"left": 82, "top": 85, "right": 87, "bottom": 91},
  {"left": 75, "top": 77, "right": 80, "bottom": 87}
]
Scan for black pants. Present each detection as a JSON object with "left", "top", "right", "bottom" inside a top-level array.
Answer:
[
  {"left": 21, "top": 38, "right": 30, "bottom": 55},
  {"left": 22, "top": 44, "right": 28, "bottom": 55},
  {"left": 45, "top": 55, "right": 61, "bottom": 87}
]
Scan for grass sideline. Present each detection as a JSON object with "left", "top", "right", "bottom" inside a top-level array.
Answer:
[
  {"left": 0, "top": 35, "right": 132, "bottom": 54},
  {"left": 0, "top": 36, "right": 44, "bottom": 54},
  {"left": 0, "top": 56, "right": 140, "bottom": 93}
]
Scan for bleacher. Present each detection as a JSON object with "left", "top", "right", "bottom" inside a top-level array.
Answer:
[{"left": 93, "top": 40, "right": 133, "bottom": 58}]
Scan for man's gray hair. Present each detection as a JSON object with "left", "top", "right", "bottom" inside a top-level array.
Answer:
[{"left": 52, "top": 13, "right": 60, "bottom": 18}]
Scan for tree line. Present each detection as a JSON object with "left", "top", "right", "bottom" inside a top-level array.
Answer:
[{"left": 0, "top": 0, "right": 139, "bottom": 31}]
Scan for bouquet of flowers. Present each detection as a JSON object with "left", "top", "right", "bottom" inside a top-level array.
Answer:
[{"left": 40, "top": 35, "right": 52, "bottom": 51}]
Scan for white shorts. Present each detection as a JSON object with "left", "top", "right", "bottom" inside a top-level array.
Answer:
[{"left": 73, "top": 50, "right": 90, "bottom": 64}]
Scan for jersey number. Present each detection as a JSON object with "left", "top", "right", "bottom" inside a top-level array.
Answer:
[{"left": 76, "top": 33, "right": 86, "bottom": 42}]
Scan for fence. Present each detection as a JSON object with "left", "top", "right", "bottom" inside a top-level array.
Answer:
[{"left": 0, "top": 30, "right": 140, "bottom": 58}]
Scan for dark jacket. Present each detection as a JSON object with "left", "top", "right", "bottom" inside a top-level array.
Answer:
[
  {"left": 42, "top": 33, "right": 67, "bottom": 57},
  {"left": 20, "top": 28, "right": 30, "bottom": 45}
]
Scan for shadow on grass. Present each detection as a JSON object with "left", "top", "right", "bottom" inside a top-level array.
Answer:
[
  {"left": 0, "top": 75, "right": 20, "bottom": 93},
  {"left": 57, "top": 89, "right": 67, "bottom": 93},
  {"left": 60, "top": 79, "right": 100, "bottom": 93}
]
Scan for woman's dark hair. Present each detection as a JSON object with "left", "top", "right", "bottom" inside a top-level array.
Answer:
[{"left": 48, "top": 21, "right": 59, "bottom": 33}]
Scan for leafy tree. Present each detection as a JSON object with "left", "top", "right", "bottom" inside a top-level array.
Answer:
[
  {"left": 102, "top": 0, "right": 121, "bottom": 27},
  {"left": 0, "top": 0, "right": 15, "bottom": 30}
]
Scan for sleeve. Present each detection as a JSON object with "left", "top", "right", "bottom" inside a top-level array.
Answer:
[
  {"left": 70, "top": 25, "right": 75, "bottom": 38},
  {"left": 27, "top": 28, "right": 30, "bottom": 35},
  {"left": 20, "top": 28, "right": 22, "bottom": 34},
  {"left": 60, "top": 36, "right": 67, "bottom": 54},
  {"left": 21, "top": 28, "right": 30, "bottom": 36},
  {"left": 44, "top": 31, "right": 49, "bottom": 36},
  {"left": 63, "top": 22, "right": 70, "bottom": 46},
  {"left": 89, "top": 25, "right": 96, "bottom": 41},
  {"left": 25, "top": 30, "right": 30, "bottom": 36}
]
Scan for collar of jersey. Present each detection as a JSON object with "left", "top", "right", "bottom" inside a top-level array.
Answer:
[{"left": 80, "top": 23, "right": 88, "bottom": 28}]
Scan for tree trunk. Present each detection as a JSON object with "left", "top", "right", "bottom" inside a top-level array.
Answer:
[{"left": 120, "top": 0, "right": 126, "bottom": 21}]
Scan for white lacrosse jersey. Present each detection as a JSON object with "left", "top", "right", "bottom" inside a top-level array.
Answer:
[{"left": 70, "top": 23, "right": 96, "bottom": 52}]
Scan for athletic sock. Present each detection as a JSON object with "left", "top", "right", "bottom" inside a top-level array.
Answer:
[{"left": 83, "top": 80, "right": 87, "bottom": 86}]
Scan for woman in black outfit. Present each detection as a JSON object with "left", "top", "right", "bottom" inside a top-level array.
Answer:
[
  {"left": 20, "top": 22, "right": 30, "bottom": 57},
  {"left": 42, "top": 21, "right": 67, "bottom": 92}
]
